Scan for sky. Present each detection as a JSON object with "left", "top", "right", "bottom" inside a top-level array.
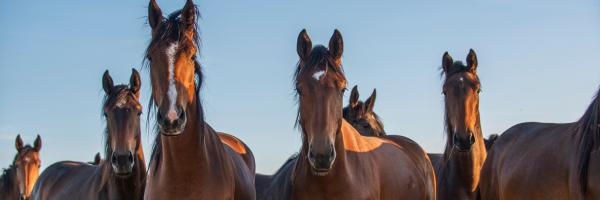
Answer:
[{"left": 0, "top": 0, "right": 599, "bottom": 174}]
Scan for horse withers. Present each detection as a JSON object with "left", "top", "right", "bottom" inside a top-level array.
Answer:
[{"left": 31, "top": 69, "right": 146, "bottom": 200}]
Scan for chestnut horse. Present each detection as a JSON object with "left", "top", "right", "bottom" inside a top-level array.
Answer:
[
  {"left": 31, "top": 70, "right": 146, "bottom": 200},
  {"left": 261, "top": 29, "right": 435, "bottom": 200},
  {"left": 431, "top": 50, "right": 487, "bottom": 200},
  {"left": 480, "top": 88, "right": 600, "bottom": 199},
  {"left": 0, "top": 135, "right": 42, "bottom": 200},
  {"left": 343, "top": 85, "right": 386, "bottom": 137},
  {"left": 143, "top": 0, "right": 255, "bottom": 199}
]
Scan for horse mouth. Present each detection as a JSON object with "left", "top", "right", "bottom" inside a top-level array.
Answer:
[
  {"left": 159, "top": 127, "right": 184, "bottom": 136},
  {"left": 311, "top": 168, "right": 331, "bottom": 176},
  {"left": 454, "top": 145, "right": 473, "bottom": 152},
  {"left": 114, "top": 171, "right": 133, "bottom": 178}
]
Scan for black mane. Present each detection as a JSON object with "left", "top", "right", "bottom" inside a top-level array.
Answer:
[{"left": 576, "top": 87, "right": 600, "bottom": 194}]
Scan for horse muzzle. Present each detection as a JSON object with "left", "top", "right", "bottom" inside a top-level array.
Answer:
[{"left": 307, "top": 145, "right": 336, "bottom": 176}]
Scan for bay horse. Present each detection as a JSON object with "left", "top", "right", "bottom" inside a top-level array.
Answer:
[
  {"left": 261, "top": 29, "right": 435, "bottom": 200},
  {"left": 144, "top": 0, "right": 255, "bottom": 199},
  {"left": 257, "top": 86, "right": 387, "bottom": 199},
  {"left": 343, "top": 85, "right": 386, "bottom": 137},
  {"left": 432, "top": 50, "right": 487, "bottom": 200},
  {"left": 31, "top": 69, "right": 146, "bottom": 200},
  {"left": 0, "top": 134, "right": 42, "bottom": 200},
  {"left": 480, "top": 87, "right": 600, "bottom": 199}
]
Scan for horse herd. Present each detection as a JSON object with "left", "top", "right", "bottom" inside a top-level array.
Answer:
[{"left": 1, "top": 0, "right": 599, "bottom": 199}]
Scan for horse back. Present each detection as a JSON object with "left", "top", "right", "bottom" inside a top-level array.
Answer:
[
  {"left": 480, "top": 122, "right": 575, "bottom": 200},
  {"left": 31, "top": 161, "right": 101, "bottom": 200}
]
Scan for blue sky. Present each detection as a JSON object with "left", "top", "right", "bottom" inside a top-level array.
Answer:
[{"left": 1, "top": 0, "right": 599, "bottom": 173}]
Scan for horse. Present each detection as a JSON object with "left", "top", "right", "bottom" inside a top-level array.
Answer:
[
  {"left": 480, "top": 87, "right": 600, "bottom": 199},
  {"left": 260, "top": 29, "right": 435, "bottom": 200},
  {"left": 257, "top": 85, "right": 386, "bottom": 198},
  {"left": 343, "top": 85, "right": 386, "bottom": 137},
  {"left": 143, "top": 0, "right": 255, "bottom": 199},
  {"left": 0, "top": 135, "right": 42, "bottom": 200},
  {"left": 429, "top": 50, "right": 487, "bottom": 200},
  {"left": 31, "top": 69, "right": 146, "bottom": 200}
]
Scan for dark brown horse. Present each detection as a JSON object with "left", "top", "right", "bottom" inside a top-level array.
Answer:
[
  {"left": 143, "top": 0, "right": 255, "bottom": 199},
  {"left": 343, "top": 85, "right": 386, "bottom": 137},
  {"left": 261, "top": 29, "right": 435, "bottom": 200},
  {"left": 431, "top": 50, "right": 487, "bottom": 200},
  {"left": 480, "top": 88, "right": 600, "bottom": 199},
  {"left": 31, "top": 69, "right": 146, "bottom": 200},
  {"left": 0, "top": 135, "right": 42, "bottom": 200}
]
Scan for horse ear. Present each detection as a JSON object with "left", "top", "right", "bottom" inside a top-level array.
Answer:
[
  {"left": 130, "top": 68, "right": 141, "bottom": 97},
  {"left": 297, "top": 29, "right": 312, "bottom": 61},
  {"left": 328, "top": 29, "right": 344, "bottom": 61},
  {"left": 94, "top": 153, "right": 101, "bottom": 165},
  {"left": 148, "top": 0, "right": 163, "bottom": 30},
  {"left": 181, "top": 0, "right": 197, "bottom": 29},
  {"left": 15, "top": 135, "right": 23, "bottom": 152},
  {"left": 442, "top": 52, "right": 453, "bottom": 73},
  {"left": 34, "top": 135, "right": 42, "bottom": 152},
  {"left": 349, "top": 85, "right": 359, "bottom": 108},
  {"left": 102, "top": 70, "right": 114, "bottom": 95},
  {"left": 365, "top": 89, "right": 377, "bottom": 112},
  {"left": 466, "top": 49, "right": 478, "bottom": 72}
]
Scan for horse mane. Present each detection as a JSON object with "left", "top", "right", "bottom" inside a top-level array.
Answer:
[
  {"left": 293, "top": 45, "right": 346, "bottom": 133},
  {"left": 143, "top": 7, "right": 204, "bottom": 170},
  {"left": 576, "top": 87, "right": 600, "bottom": 194}
]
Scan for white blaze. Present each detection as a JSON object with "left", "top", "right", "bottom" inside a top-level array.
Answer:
[
  {"left": 166, "top": 42, "right": 179, "bottom": 121},
  {"left": 313, "top": 70, "right": 325, "bottom": 81}
]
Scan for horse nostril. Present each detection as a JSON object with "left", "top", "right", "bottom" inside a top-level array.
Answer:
[
  {"left": 470, "top": 134, "right": 476, "bottom": 145},
  {"left": 128, "top": 152, "right": 134, "bottom": 163},
  {"left": 111, "top": 153, "right": 118, "bottom": 165}
]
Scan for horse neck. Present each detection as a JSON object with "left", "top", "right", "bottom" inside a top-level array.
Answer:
[
  {"left": 159, "top": 99, "right": 229, "bottom": 174},
  {"left": 441, "top": 114, "right": 487, "bottom": 195},
  {"left": 103, "top": 142, "right": 146, "bottom": 199},
  {"left": 0, "top": 166, "right": 18, "bottom": 196}
]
